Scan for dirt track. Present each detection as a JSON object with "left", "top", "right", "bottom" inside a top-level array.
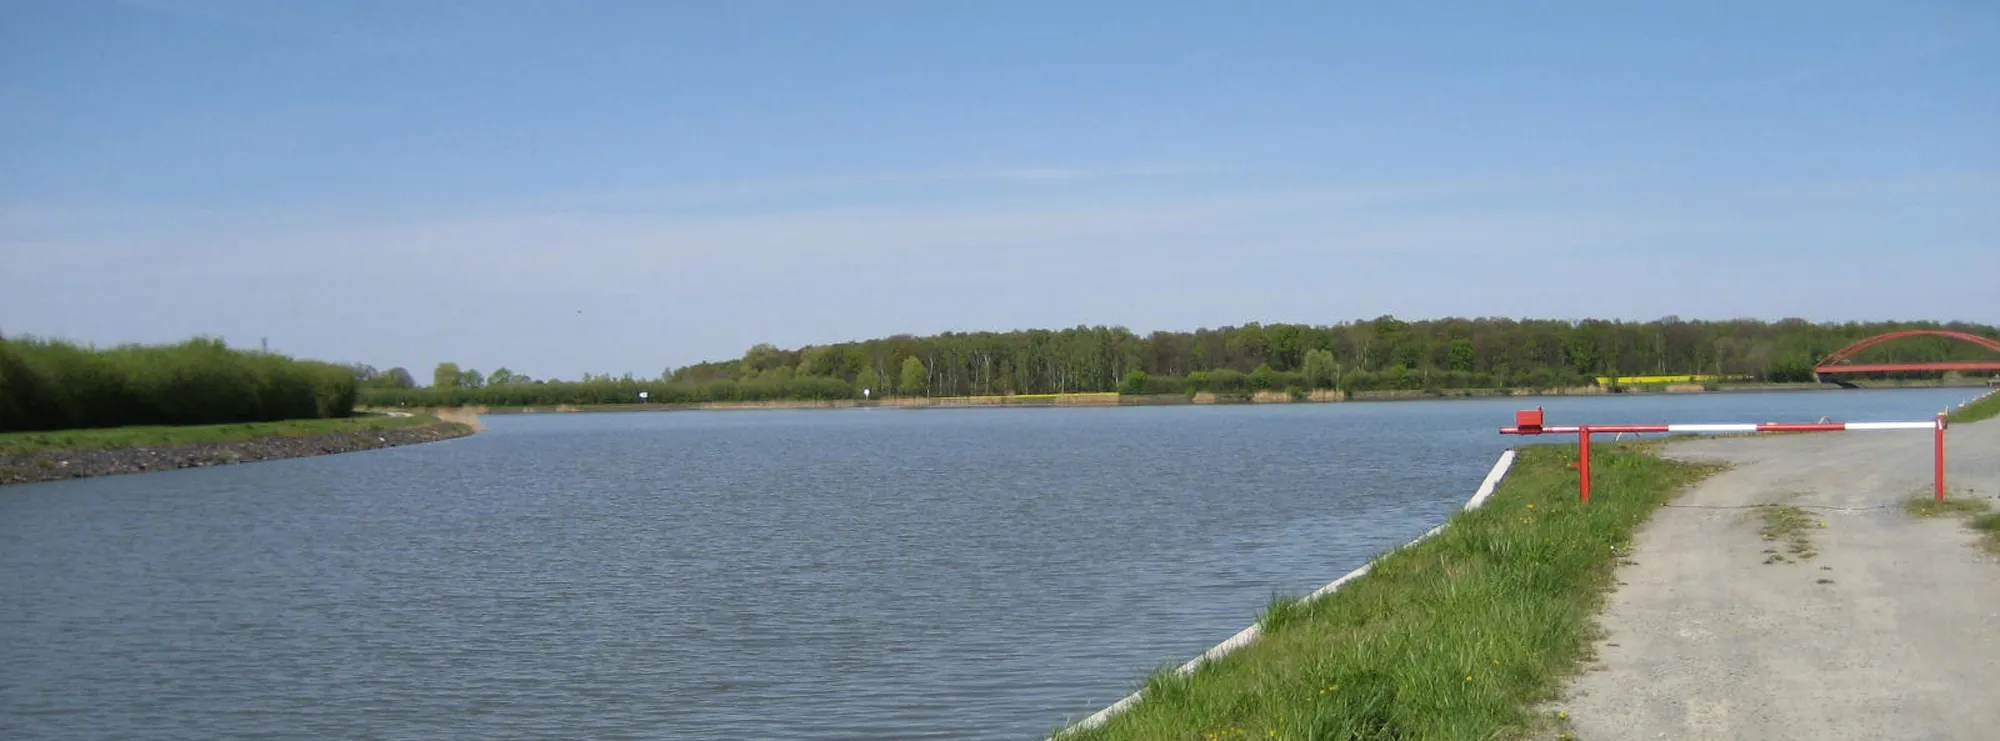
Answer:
[{"left": 1558, "top": 417, "right": 2000, "bottom": 740}]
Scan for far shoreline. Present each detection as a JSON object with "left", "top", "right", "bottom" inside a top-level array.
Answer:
[{"left": 381, "top": 380, "right": 1995, "bottom": 417}]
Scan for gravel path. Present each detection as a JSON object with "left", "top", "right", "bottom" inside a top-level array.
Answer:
[{"left": 1558, "top": 418, "right": 2000, "bottom": 740}]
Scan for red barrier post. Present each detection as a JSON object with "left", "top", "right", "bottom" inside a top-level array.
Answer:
[
  {"left": 1936, "top": 413, "right": 1947, "bottom": 503},
  {"left": 1502, "top": 408, "right": 1942, "bottom": 505},
  {"left": 1578, "top": 425, "right": 1592, "bottom": 504}
]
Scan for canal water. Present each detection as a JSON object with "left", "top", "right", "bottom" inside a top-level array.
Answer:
[{"left": 0, "top": 389, "right": 1980, "bottom": 740}]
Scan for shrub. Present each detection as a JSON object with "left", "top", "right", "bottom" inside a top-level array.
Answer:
[{"left": 0, "top": 336, "right": 357, "bottom": 432}]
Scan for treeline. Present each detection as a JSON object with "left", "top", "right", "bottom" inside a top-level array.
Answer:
[
  {"left": 364, "top": 374, "right": 857, "bottom": 407},
  {"left": 360, "top": 317, "right": 2000, "bottom": 407},
  {"left": 0, "top": 336, "right": 358, "bottom": 433}
]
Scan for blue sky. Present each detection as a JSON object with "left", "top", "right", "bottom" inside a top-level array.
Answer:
[{"left": 3, "top": 1, "right": 1995, "bottom": 381}]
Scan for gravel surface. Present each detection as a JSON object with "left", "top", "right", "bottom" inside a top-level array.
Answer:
[
  {"left": 0, "top": 423, "right": 473, "bottom": 486},
  {"left": 1557, "top": 419, "right": 2000, "bottom": 740}
]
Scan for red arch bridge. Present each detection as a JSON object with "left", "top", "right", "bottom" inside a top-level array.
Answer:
[{"left": 1813, "top": 330, "right": 2000, "bottom": 383}]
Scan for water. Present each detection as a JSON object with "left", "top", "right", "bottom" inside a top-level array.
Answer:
[{"left": 1, "top": 388, "right": 1980, "bottom": 740}]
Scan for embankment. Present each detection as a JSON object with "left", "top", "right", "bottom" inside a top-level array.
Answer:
[
  {"left": 1948, "top": 386, "right": 2000, "bottom": 423},
  {"left": 1051, "top": 443, "right": 1716, "bottom": 740},
  {"left": 0, "top": 415, "right": 477, "bottom": 486}
]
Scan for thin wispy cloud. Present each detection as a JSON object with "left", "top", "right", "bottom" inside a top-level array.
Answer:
[
  {"left": 1733, "top": 172, "right": 2000, "bottom": 201},
  {"left": 2, "top": 177, "right": 1685, "bottom": 297},
  {"left": 512, "top": 165, "right": 1233, "bottom": 214}
]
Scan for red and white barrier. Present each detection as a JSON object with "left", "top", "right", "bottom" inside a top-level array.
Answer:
[
  {"left": 1511, "top": 421, "right": 1935, "bottom": 434},
  {"left": 1501, "top": 408, "right": 1949, "bottom": 503}
]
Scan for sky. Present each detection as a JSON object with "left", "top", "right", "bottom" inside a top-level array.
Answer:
[{"left": 3, "top": 1, "right": 1996, "bottom": 381}]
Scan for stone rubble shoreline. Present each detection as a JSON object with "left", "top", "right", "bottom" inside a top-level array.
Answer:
[{"left": 0, "top": 423, "right": 475, "bottom": 487}]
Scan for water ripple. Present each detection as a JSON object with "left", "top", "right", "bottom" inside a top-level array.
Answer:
[{"left": 1, "top": 389, "right": 1976, "bottom": 740}]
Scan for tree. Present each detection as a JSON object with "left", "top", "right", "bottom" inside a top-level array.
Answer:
[
  {"left": 1266, "top": 324, "right": 1304, "bottom": 370},
  {"left": 855, "top": 367, "right": 883, "bottom": 396},
  {"left": 433, "top": 362, "right": 462, "bottom": 389},
  {"left": 740, "top": 343, "right": 786, "bottom": 375},
  {"left": 899, "top": 356, "right": 928, "bottom": 396},
  {"left": 359, "top": 318, "right": 2000, "bottom": 408},
  {"left": 1302, "top": 348, "right": 1338, "bottom": 389},
  {"left": 1248, "top": 363, "right": 1278, "bottom": 391},
  {"left": 1119, "top": 369, "right": 1149, "bottom": 395},
  {"left": 796, "top": 346, "right": 831, "bottom": 377},
  {"left": 1447, "top": 339, "right": 1476, "bottom": 373},
  {"left": 1227, "top": 324, "right": 1270, "bottom": 369},
  {"left": 381, "top": 367, "right": 416, "bottom": 389},
  {"left": 459, "top": 368, "right": 485, "bottom": 389}
]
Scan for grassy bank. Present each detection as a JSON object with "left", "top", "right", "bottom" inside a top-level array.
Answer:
[
  {"left": 1057, "top": 444, "right": 1716, "bottom": 741},
  {"left": 1905, "top": 495, "right": 2000, "bottom": 555},
  {"left": 0, "top": 413, "right": 453, "bottom": 455},
  {"left": 1946, "top": 389, "right": 2000, "bottom": 424}
]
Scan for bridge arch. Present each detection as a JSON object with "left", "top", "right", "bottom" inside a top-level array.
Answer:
[{"left": 1813, "top": 330, "right": 2000, "bottom": 379}]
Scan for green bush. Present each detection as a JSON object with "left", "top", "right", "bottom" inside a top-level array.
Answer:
[
  {"left": 1119, "top": 370, "right": 1149, "bottom": 395},
  {"left": 1186, "top": 371, "right": 1210, "bottom": 392},
  {"left": 1142, "top": 374, "right": 1189, "bottom": 396},
  {"left": 0, "top": 336, "right": 357, "bottom": 432},
  {"left": 1206, "top": 369, "right": 1249, "bottom": 393},
  {"left": 1248, "top": 364, "right": 1278, "bottom": 391}
]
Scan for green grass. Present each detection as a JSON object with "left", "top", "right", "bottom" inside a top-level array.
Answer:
[
  {"left": 1903, "top": 494, "right": 1992, "bottom": 519},
  {"left": 1971, "top": 513, "right": 2000, "bottom": 554},
  {"left": 1756, "top": 505, "right": 1820, "bottom": 564},
  {"left": 1904, "top": 494, "right": 2000, "bottom": 554},
  {"left": 0, "top": 413, "right": 450, "bottom": 454},
  {"left": 1056, "top": 445, "right": 1717, "bottom": 741},
  {"left": 1947, "top": 390, "right": 2000, "bottom": 424}
]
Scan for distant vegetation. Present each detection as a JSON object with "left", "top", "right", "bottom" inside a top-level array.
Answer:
[
  {"left": 362, "top": 317, "right": 2000, "bottom": 407},
  {"left": 0, "top": 335, "right": 357, "bottom": 433}
]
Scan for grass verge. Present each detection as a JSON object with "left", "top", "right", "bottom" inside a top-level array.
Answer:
[
  {"left": 1903, "top": 495, "right": 1992, "bottom": 519},
  {"left": 1055, "top": 444, "right": 1717, "bottom": 741},
  {"left": 0, "top": 414, "right": 451, "bottom": 454},
  {"left": 1904, "top": 494, "right": 2000, "bottom": 555},
  {"left": 1756, "top": 505, "right": 1820, "bottom": 564},
  {"left": 1947, "top": 390, "right": 2000, "bottom": 425},
  {"left": 1972, "top": 514, "right": 2000, "bottom": 554}
]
